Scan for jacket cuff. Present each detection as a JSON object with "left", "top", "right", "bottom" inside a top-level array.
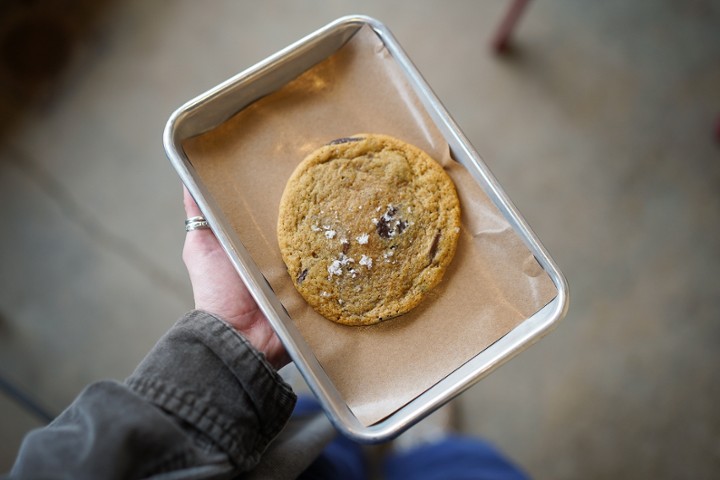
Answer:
[{"left": 126, "top": 310, "right": 296, "bottom": 471}]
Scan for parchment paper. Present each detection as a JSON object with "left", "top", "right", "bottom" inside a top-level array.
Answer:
[{"left": 183, "top": 26, "right": 558, "bottom": 426}]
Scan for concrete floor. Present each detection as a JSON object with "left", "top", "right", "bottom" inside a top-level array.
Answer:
[{"left": 1, "top": 1, "right": 719, "bottom": 478}]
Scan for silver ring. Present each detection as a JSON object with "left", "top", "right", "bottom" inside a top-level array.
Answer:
[{"left": 185, "top": 216, "right": 211, "bottom": 232}]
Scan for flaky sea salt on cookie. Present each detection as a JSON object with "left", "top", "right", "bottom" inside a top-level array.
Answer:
[{"left": 277, "top": 134, "right": 461, "bottom": 326}]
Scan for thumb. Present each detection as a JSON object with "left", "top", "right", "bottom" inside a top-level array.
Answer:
[{"left": 183, "top": 186, "right": 204, "bottom": 218}]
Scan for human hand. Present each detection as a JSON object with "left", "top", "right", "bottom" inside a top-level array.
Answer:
[{"left": 182, "top": 187, "right": 289, "bottom": 369}]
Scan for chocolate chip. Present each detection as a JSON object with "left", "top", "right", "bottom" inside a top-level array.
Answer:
[
  {"left": 396, "top": 220, "right": 407, "bottom": 234},
  {"left": 297, "top": 269, "right": 308, "bottom": 284},
  {"left": 328, "top": 137, "right": 362, "bottom": 145},
  {"left": 376, "top": 217, "right": 392, "bottom": 238},
  {"left": 428, "top": 231, "right": 441, "bottom": 262},
  {"left": 376, "top": 206, "right": 402, "bottom": 239},
  {"left": 342, "top": 242, "right": 350, "bottom": 254}
]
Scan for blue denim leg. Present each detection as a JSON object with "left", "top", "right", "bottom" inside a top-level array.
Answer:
[
  {"left": 294, "top": 396, "right": 367, "bottom": 480},
  {"left": 384, "top": 435, "right": 530, "bottom": 480}
]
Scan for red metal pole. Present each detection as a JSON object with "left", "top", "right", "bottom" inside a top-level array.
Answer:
[{"left": 492, "top": 0, "right": 532, "bottom": 54}]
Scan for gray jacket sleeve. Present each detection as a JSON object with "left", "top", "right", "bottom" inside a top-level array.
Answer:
[{"left": 8, "top": 310, "right": 297, "bottom": 480}]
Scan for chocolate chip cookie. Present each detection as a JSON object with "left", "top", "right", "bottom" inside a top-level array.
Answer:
[{"left": 277, "top": 134, "right": 461, "bottom": 326}]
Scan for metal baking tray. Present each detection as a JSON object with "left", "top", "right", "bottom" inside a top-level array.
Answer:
[{"left": 163, "top": 15, "right": 568, "bottom": 443}]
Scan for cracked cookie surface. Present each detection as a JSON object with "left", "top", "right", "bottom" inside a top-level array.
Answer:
[{"left": 277, "top": 134, "right": 461, "bottom": 326}]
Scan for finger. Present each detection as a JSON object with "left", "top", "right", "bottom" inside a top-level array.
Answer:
[
  {"left": 183, "top": 185, "right": 213, "bottom": 237},
  {"left": 183, "top": 185, "right": 203, "bottom": 218}
]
